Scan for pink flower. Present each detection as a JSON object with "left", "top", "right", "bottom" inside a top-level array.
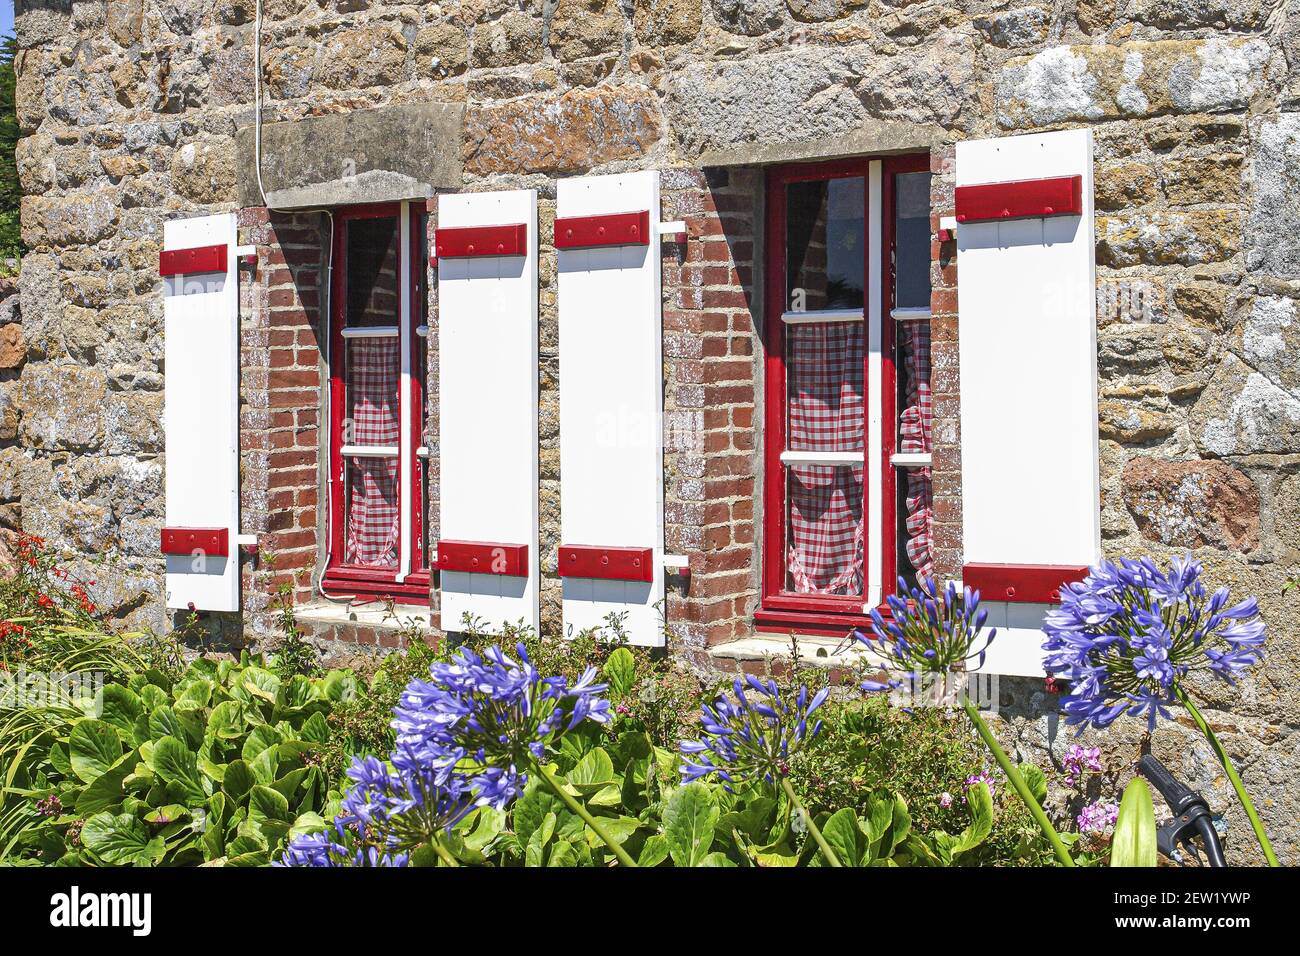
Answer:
[
  {"left": 1077, "top": 800, "right": 1119, "bottom": 835},
  {"left": 939, "top": 792, "right": 954, "bottom": 809}
]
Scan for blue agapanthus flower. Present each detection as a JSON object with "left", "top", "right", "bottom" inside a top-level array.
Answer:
[
  {"left": 275, "top": 819, "right": 410, "bottom": 868},
  {"left": 1042, "top": 554, "right": 1266, "bottom": 731},
  {"left": 679, "top": 676, "right": 829, "bottom": 788},
  {"left": 392, "top": 642, "right": 611, "bottom": 808},
  {"left": 853, "top": 575, "right": 996, "bottom": 689},
  {"left": 342, "top": 750, "right": 476, "bottom": 847}
]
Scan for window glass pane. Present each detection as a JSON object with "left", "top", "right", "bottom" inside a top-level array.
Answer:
[
  {"left": 896, "top": 321, "right": 933, "bottom": 583},
  {"left": 417, "top": 456, "right": 431, "bottom": 573},
  {"left": 345, "top": 338, "right": 400, "bottom": 448},
  {"left": 785, "top": 321, "right": 863, "bottom": 453},
  {"left": 345, "top": 216, "right": 400, "bottom": 327},
  {"left": 344, "top": 457, "right": 400, "bottom": 569},
  {"left": 785, "top": 177, "right": 864, "bottom": 312},
  {"left": 784, "top": 318, "right": 864, "bottom": 596},
  {"left": 893, "top": 172, "right": 931, "bottom": 310},
  {"left": 786, "top": 464, "right": 864, "bottom": 596}
]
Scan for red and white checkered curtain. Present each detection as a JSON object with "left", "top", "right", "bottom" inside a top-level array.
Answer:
[
  {"left": 899, "top": 322, "right": 934, "bottom": 578},
  {"left": 785, "top": 322, "right": 864, "bottom": 595},
  {"left": 345, "top": 338, "right": 401, "bottom": 568}
]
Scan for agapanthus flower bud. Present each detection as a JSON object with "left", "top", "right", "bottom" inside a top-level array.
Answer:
[
  {"left": 853, "top": 576, "right": 996, "bottom": 690},
  {"left": 678, "top": 676, "right": 829, "bottom": 790}
]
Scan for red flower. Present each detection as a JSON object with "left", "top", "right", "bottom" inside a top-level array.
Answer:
[{"left": 36, "top": 593, "right": 54, "bottom": 610}]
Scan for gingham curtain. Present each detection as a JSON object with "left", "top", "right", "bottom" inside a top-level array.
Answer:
[
  {"left": 786, "top": 322, "right": 864, "bottom": 595},
  {"left": 899, "top": 322, "right": 934, "bottom": 578},
  {"left": 345, "top": 338, "right": 401, "bottom": 568}
]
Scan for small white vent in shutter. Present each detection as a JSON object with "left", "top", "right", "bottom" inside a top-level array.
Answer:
[
  {"left": 435, "top": 189, "right": 540, "bottom": 635},
  {"left": 557, "top": 171, "right": 666, "bottom": 647},
  {"left": 955, "top": 129, "right": 1100, "bottom": 675},
  {"left": 161, "top": 213, "right": 244, "bottom": 612}
]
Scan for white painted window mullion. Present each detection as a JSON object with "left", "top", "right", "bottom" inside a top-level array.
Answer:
[
  {"left": 780, "top": 450, "right": 865, "bottom": 466},
  {"left": 781, "top": 308, "right": 864, "bottom": 325},
  {"left": 396, "top": 201, "right": 413, "bottom": 583},
  {"left": 867, "top": 161, "right": 883, "bottom": 610}
]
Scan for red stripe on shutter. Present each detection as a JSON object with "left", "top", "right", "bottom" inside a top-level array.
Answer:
[
  {"left": 435, "top": 540, "right": 529, "bottom": 576},
  {"left": 954, "top": 175, "right": 1083, "bottom": 224},
  {"left": 553, "top": 211, "right": 650, "bottom": 249},
  {"left": 558, "top": 545, "right": 653, "bottom": 582},
  {"left": 433, "top": 223, "right": 528, "bottom": 258},
  {"left": 160, "top": 244, "right": 228, "bottom": 276},
  {"left": 962, "top": 563, "right": 1089, "bottom": 604},
  {"left": 161, "top": 527, "right": 230, "bottom": 557}
]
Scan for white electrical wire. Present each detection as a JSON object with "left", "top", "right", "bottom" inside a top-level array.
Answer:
[{"left": 253, "top": 0, "right": 349, "bottom": 603}]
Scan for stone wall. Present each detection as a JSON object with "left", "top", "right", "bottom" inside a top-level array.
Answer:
[{"left": 12, "top": 1, "right": 1300, "bottom": 862}]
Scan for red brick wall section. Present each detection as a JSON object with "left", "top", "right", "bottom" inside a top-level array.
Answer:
[
  {"left": 928, "top": 146, "right": 963, "bottom": 583},
  {"left": 238, "top": 208, "right": 326, "bottom": 624},
  {"left": 660, "top": 168, "right": 761, "bottom": 653}
]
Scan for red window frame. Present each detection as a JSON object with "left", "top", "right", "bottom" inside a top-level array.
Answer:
[
  {"left": 321, "top": 203, "right": 431, "bottom": 604},
  {"left": 757, "top": 154, "right": 931, "bottom": 633}
]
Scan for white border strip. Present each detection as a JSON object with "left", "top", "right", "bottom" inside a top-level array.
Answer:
[
  {"left": 781, "top": 308, "right": 864, "bottom": 325},
  {"left": 341, "top": 445, "right": 399, "bottom": 458},
  {"left": 867, "top": 160, "right": 883, "bottom": 610},
  {"left": 890, "top": 452, "right": 932, "bottom": 468},
  {"left": 396, "top": 201, "right": 412, "bottom": 583},
  {"left": 780, "top": 450, "right": 865, "bottom": 466},
  {"left": 891, "top": 307, "right": 931, "bottom": 322},
  {"left": 341, "top": 326, "right": 400, "bottom": 339}
]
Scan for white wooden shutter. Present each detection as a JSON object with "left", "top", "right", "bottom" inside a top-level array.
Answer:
[
  {"left": 435, "top": 189, "right": 540, "bottom": 635},
  {"left": 955, "top": 129, "right": 1100, "bottom": 675},
  {"left": 557, "top": 171, "right": 665, "bottom": 647},
  {"left": 161, "top": 213, "right": 242, "bottom": 612}
]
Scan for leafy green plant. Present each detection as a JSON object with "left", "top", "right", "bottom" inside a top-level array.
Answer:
[{"left": 3, "top": 653, "right": 356, "bottom": 866}]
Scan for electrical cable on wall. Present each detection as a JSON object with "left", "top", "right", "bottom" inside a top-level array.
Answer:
[{"left": 253, "top": 0, "right": 350, "bottom": 603}]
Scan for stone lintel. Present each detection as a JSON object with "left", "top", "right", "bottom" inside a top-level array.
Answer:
[
  {"left": 235, "top": 102, "right": 464, "bottom": 209},
  {"left": 696, "top": 122, "right": 949, "bottom": 169}
]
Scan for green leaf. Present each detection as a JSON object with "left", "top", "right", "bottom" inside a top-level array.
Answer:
[
  {"left": 637, "top": 834, "right": 670, "bottom": 867},
  {"left": 821, "top": 807, "right": 867, "bottom": 867},
  {"left": 97, "top": 685, "right": 144, "bottom": 737},
  {"left": 514, "top": 781, "right": 564, "bottom": 845},
  {"left": 249, "top": 785, "right": 292, "bottom": 826},
  {"left": 663, "top": 783, "right": 719, "bottom": 867},
  {"left": 299, "top": 712, "right": 331, "bottom": 745},
  {"left": 226, "top": 850, "right": 270, "bottom": 867},
  {"left": 568, "top": 747, "right": 616, "bottom": 791},
  {"left": 462, "top": 808, "right": 506, "bottom": 854},
  {"left": 582, "top": 814, "right": 642, "bottom": 850},
  {"left": 1019, "top": 763, "right": 1049, "bottom": 806},
  {"left": 69, "top": 720, "right": 124, "bottom": 784},
  {"left": 222, "top": 760, "right": 255, "bottom": 803},
  {"left": 205, "top": 701, "right": 245, "bottom": 741},
  {"left": 288, "top": 812, "right": 327, "bottom": 840},
  {"left": 950, "top": 782, "right": 994, "bottom": 857},
  {"left": 698, "top": 851, "right": 736, "bottom": 867},
  {"left": 147, "top": 736, "right": 207, "bottom": 803},
  {"left": 80, "top": 812, "right": 166, "bottom": 866},
  {"left": 602, "top": 647, "right": 637, "bottom": 700},
  {"left": 75, "top": 749, "right": 140, "bottom": 815},
  {"left": 525, "top": 812, "right": 557, "bottom": 867},
  {"left": 1111, "top": 778, "right": 1157, "bottom": 868},
  {"left": 242, "top": 724, "right": 282, "bottom": 763},
  {"left": 143, "top": 804, "right": 190, "bottom": 825},
  {"left": 148, "top": 705, "right": 184, "bottom": 743},
  {"left": 240, "top": 667, "right": 281, "bottom": 703},
  {"left": 271, "top": 768, "right": 309, "bottom": 802},
  {"left": 546, "top": 838, "right": 581, "bottom": 867}
]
